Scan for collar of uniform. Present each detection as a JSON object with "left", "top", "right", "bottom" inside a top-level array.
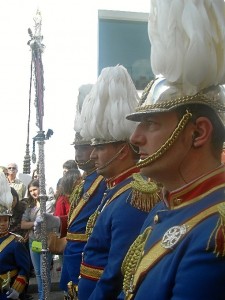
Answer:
[
  {"left": 164, "top": 164, "right": 225, "bottom": 209},
  {"left": 106, "top": 166, "right": 139, "bottom": 188}
]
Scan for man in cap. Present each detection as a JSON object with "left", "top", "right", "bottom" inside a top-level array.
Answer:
[
  {"left": 0, "top": 172, "right": 30, "bottom": 300},
  {"left": 77, "top": 65, "right": 159, "bottom": 299},
  {"left": 59, "top": 131, "right": 107, "bottom": 299},
  {"left": 120, "top": 1, "right": 225, "bottom": 299}
]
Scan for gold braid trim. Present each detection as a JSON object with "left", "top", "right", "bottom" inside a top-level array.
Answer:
[
  {"left": 122, "top": 227, "right": 152, "bottom": 299},
  {"left": 86, "top": 184, "right": 131, "bottom": 238},
  {"left": 86, "top": 210, "right": 101, "bottom": 239},
  {"left": 68, "top": 176, "right": 104, "bottom": 227},
  {"left": 137, "top": 110, "right": 192, "bottom": 168},
  {"left": 67, "top": 281, "right": 78, "bottom": 300},
  {"left": 139, "top": 79, "right": 155, "bottom": 105},
  {"left": 0, "top": 235, "right": 15, "bottom": 252},
  {"left": 136, "top": 91, "right": 225, "bottom": 112},
  {"left": 68, "top": 180, "right": 84, "bottom": 222},
  {"left": 130, "top": 174, "right": 160, "bottom": 212},
  {"left": 207, "top": 202, "right": 225, "bottom": 256}
]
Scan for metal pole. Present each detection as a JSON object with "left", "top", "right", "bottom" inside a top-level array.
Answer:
[{"left": 28, "top": 10, "right": 50, "bottom": 299}]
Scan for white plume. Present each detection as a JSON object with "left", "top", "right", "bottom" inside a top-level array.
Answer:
[
  {"left": 80, "top": 65, "right": 140, "bottom": 142},
  {"left": 148, "top": 0, "right": 225, "bottom": 94},
  {"left": 0, "top": 172, "right": 13, "bottom": 210},
  {"left": 74, "top": 84, "right": 93, "bottom": 133}
]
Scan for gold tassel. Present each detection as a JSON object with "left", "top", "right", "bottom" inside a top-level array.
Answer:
[
  {"left": 207, "top": 202, "right": 225, "bottom": 257},
  {"left": 130, "top": 174, "right": 161, "bottom": 212}
]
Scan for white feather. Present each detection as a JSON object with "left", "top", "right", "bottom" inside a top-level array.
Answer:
[
  {"left": 80, "top": 65, "right": 140, "bottom": 142},
  {"left": 149, "top": 0, "right": 225, "bottom": 94},
  {"left": 0, "top": 172, "right": 13, "bottom": 210},
  {"left": 74, "top": 84, "right": 93, "bottom": 133}
]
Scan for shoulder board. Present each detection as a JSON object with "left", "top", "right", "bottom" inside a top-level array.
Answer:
[
  {"left": 130, "top": 173, "right": 161, "bottom": 212},
  {"left": 10, "top": 232, "right": 25, "bottom": 243}
]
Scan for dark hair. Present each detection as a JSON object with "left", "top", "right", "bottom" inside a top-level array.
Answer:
[
  {"left": 59, "top": 169, "right": 81, "bottom": 195},
  {"left": 63, "top": 160, "right": 78, "bottom": 170},
  {"left": 10, "top": 187, "right": 19, "bottom": 204},
  {"left": 177, "top": 104, "right": 225, "bottom": 156},
  {"left": 32, "top": 169, "right": 39, "bottom": 180},
  {"left": 27, "top": 179, "right": 39, "bottom": 207}
]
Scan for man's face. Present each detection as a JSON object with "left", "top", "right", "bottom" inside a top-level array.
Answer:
[
  {"left": 90, "top": 143, "right": 124, "bottom": 178},
  {"left": 75, "top": 144, "right": 95, "bottom": 171},
  {"left": 7, "top": 164, "right": 17, "bottom": 178},
  {"left": 130, "top": 111, "right": 190, "bottom": 182},
  {"left": 0, "top": 216, "right": 10, "bottom": 234}
]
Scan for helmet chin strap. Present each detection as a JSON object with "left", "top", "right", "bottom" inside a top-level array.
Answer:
[
  {"left": 137, "top": 110, "right": 192, "bottom": 168},
  {"left": 75, "top": 158, "right": 93, "bottom": 168},
  {"left": 97, "top": 144, "right": 127, "bottom": 171}
]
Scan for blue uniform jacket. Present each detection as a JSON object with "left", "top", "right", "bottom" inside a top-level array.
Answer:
[
  {"left": 121, "top": 165, "right": 225, "bottom": 300},
  {"left": 78, "top": 169, "right": 149, "bottom": 300},
  {"left": 0, "top": 233, "right": 30, "bottom": 299},
  {"left": 60, "top": 171, "right": 106, "bottom": 290}
]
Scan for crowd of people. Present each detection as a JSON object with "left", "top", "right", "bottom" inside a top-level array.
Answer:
[
  {"left": 0, "top": 160, "right": 80, "bottom": 300},
  {"left": 2, "top": 0, "right": 225, "bottom": 300}
]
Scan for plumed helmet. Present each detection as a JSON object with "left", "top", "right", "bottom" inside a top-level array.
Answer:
[
  {"left": 127, "top": 0, "right": 225, "bottom": 131},
  {"left": 80, "top": 65, "right": 140, "bottom": 145},
  {"left": 73, "top": 84, "right": 93, "bottom": 146},
  {"left": 0, "top": 172, "right": 13, "bottom": 216}
]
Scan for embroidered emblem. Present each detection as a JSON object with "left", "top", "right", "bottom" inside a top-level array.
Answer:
[{"left": 161, "top": 225, "right": 187, "bottom": 249}]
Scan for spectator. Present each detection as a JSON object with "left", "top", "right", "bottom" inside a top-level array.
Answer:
[
  {"left": 7, "top": 163, "right": 26, "bottom": 200},
  {"left": 54, "top": 169, "right": 81, "bottom": 217},
  {"left": 21, "top": 180, "right": 54, "bottom": 300},
  {"left": 62, "top": 160, "right": 78, "bottom": 175}
]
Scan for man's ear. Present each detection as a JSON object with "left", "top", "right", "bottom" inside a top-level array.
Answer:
[{"left": 192, "top": 117, "right": 213, "bottom": 148}]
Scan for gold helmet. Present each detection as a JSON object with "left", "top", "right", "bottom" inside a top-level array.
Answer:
[{"left": 127, "top": 77, "right": 225, "bottom": 128}]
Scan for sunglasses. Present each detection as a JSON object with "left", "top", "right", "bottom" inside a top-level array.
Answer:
[{"left": 8, "top": 167, "right": 17, "bottom": 170}]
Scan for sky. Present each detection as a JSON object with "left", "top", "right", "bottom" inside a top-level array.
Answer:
[{"left": 0, "top": 0, "right": 149, "bottom": 190}]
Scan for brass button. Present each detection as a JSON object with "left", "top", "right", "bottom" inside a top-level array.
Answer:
[
  {"left": 154, "top": 214, "right": 159, "bottom": 224},
  {"left": 174, "top": 198, "right": 182, "bottom": 206}
]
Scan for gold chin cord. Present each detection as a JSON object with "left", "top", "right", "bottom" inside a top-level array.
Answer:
[
  {"left": 137, "top": 110, "right": 192, "bottom": 168},
  {"left": 76, "top": 159, "right": 92, "bottom": 168}
]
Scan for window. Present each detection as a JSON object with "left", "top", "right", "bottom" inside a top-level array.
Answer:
[{"left": 98, "top": 10, "right": 154, "bottom": 91}]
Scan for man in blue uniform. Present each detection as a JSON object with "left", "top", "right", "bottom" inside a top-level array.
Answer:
[
  {"left": 0, "top": 172, "right": 30, "bottom": 300},
  {"left": 59, "top": 84, "right": 107, "bottom": 298},
  {"left": 34, "top": 84, "right": 107, "bottom": 300},
  {"left": 120, "top": 1, "right": 225, "bottom": 299},
  {"left": 77, "top": 65, "right": 160, "bottom": 299}
]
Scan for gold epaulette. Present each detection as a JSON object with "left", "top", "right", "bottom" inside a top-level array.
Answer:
[
  {"left": 207, "top": 202, "right": 225, "bottom": 257},
  {"left": 130, "top": 173, "right": 161, "bottom": 212}
]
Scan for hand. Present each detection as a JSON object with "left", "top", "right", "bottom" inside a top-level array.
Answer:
[
  {"left": 34, "top": 213, "right": 60, "bottom": 234},
  {"left": 6, "top": 288, "right": 19, "bottom": 299}
]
